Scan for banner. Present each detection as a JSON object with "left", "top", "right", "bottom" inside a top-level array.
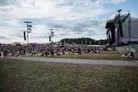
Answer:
[
  {"left": 49, "top": 36, "right": 51, "bottom": 42},
  {"left": 115, "top": 28, "right": 119, "bottom": 46},
  {"left": 23, "top": 31, "right": 26, "bottom": 41}
]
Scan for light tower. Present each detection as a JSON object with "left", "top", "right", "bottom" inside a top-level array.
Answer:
[
  {"left": 24, "top": 21, "right": 32, "bottom": 44},
  {"left": 49, "top": 29, "right": 54, "bottom": 42}
]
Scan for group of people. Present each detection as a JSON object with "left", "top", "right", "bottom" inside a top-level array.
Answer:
[
  {"left": 121, "top": 51, "right": 134, "bottom": 58},
  {"left": 0, "top": 44, "right": 26, "bottom": 57},
  {"left": 0, "top": 43, "right": 111, "bottom": 58},
  {"left": 0, "top": 43, "right": 65, "bottom": 57}
]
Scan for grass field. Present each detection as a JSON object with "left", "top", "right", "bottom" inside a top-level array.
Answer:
[
  {"left": 0, "top": 58, "right": 138, "bottom": 92},
  {"left": 31, "top": 51, "right": 136, "bottom": 61}
]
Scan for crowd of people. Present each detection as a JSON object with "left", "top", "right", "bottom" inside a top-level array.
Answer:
[{"left": 0, "top": 43, "right": 112, "bottom": 58}]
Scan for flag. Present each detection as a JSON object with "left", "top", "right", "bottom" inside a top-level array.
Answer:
[
  {"left": 23, "top": 31, "right": 26, "bottom": 41},
  {"left": 49, "top": 36, "right": 51, "bottom": 42}
]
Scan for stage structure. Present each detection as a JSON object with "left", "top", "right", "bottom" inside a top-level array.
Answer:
[{"left": 105, "top": 9, "right": 138, "bottom": 46}]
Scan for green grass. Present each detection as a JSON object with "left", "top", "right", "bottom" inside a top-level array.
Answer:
[
  {"left": 54, "top": 51, "right": 136, "bottom": 61},
  {"left": 26, "top": 51, "right": 136, "bottom": 61},
  {"left": 0, "top": 59, "right": 138, "bottom": 92}
]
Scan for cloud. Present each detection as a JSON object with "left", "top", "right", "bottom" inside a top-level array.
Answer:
[
  {"left": 43, "top": 17, "right": 107, "bottom": 41},
  {"left": 75, "top": 19, "right": 106, "bottom": 39},
  {"left": 0, "top": 36, "right": 10, "bottom": 40},
  {"left": 0, "top": 0, "right": 132, "bottom": 43},
  {"left": 47, "top": 22, "right": 68, "bottom": 29},
  {"left": 0, "top": 0, "right": 110, "bottom": 20},
  {"left": 93, "top": 0, "right": 127, "bottom": 5},
  {"left": 109, "top": 0, "right": 127, "bottom": 4},
  {"left": 0, "top": 0, "right": 12, "bottom": 6}
]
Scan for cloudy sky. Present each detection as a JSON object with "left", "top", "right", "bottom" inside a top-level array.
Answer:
[{"left": 0, "top": 0, "right": 138, "bottom": 44}]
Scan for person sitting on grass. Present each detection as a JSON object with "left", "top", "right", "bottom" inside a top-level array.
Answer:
[
  {"left": 121, "top": 52, "right": 134, "bottom": 58},
  {"left": 78, "top": 48, "right": 81, "bottom": 55}
]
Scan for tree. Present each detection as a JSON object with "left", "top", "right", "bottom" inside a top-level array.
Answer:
[{"left": 60, "top": 37, "right": 107, "bottom": 45}]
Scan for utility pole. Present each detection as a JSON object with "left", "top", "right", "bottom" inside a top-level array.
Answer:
[{"left": 24, "top": 21, "right": 32, "bottom": 45}]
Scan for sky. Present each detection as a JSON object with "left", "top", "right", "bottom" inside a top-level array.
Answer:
[{"left": 0, "top": 0, "right": 138, "bottom": 44}]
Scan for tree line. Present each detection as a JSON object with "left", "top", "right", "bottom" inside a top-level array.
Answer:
[{"left": 60, "top": 37, "right": 107, "bottom": 45}]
